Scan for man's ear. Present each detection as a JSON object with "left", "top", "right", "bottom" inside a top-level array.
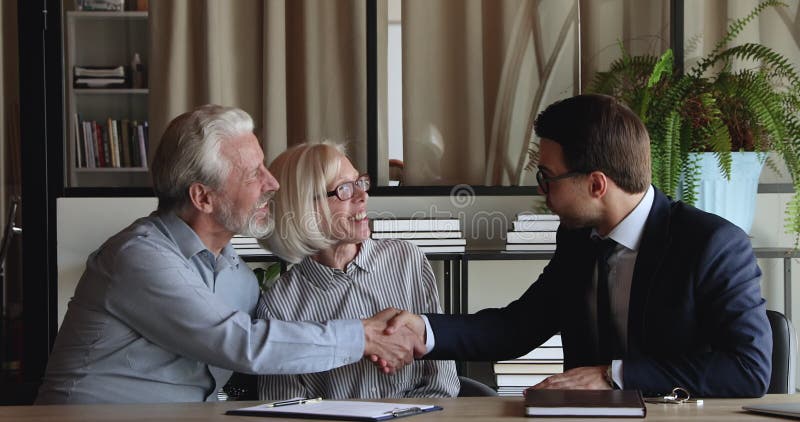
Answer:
[
  {"left": 188, "top": 182, "right": 215, "bottom": 214},
  {"left": 588, "top": 171, "right": 608, "bottom": 199}
]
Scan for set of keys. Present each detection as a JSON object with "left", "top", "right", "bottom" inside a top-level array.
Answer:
[{"left": 644, "top": 387, "right": 704, "bottom": 405}]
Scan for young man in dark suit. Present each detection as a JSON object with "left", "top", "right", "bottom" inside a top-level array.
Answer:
[{"left": 386, "top": 94, "right": 771, "bottom": 398}]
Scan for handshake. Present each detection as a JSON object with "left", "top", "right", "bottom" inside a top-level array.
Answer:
[{"left": 361, "top": 308, "right": 426, "bottom": 373}]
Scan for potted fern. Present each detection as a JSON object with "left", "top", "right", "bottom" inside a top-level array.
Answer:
[{"left": 589, "top": 0, "right": 800, "bottom": 244}]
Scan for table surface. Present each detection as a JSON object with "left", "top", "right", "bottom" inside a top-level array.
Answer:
[{"left": 2, "top": 395, "right": 799, "bottom": 421}]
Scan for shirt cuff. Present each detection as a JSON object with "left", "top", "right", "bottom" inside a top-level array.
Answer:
[
  {"left": 333, "top": 319, "right": 366, "bottom": 366},
  {"left": 420, "top": 314, "right": 435, "bottom": 356},
  {"left": 611, "top": 359, "right": 624, "bottom": 389}
]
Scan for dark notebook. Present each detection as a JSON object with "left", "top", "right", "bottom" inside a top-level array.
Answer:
[{"left": 525, "top": 389, "right": 646, "bottom": 418}]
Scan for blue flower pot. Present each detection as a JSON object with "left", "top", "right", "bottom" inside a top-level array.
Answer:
[{"left": 682, "top": 152, "right": 764, "bottom": 234}]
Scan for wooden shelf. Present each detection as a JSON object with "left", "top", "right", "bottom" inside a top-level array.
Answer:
[
  {"left": 65, "top": 9, "right": 150, "bottom": 188},
  {"left": 74, "top": 88, "right": 148, "bottom": 95},
  {"left": 69, "top": 11, "right": 148, "bottom": 19},
  {"left": 74, "top": 167, "right": 148, "bottom": 173}
]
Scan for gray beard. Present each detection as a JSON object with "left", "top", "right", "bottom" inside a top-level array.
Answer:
[{"left": 218, "top": 202, "right": 274, "bottom": 239}]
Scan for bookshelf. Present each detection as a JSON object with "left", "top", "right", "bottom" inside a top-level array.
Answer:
[{"left": 64, "top": 11, "right": 149, "bottom": 188}]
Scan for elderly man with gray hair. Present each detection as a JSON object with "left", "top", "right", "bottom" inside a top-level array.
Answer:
[{"left": 36, "top": 105, "right": 421, "bottom": 405}]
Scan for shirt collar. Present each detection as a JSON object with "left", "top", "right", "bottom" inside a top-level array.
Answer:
[
  {"left": 350, "top": 239, "right": 376, "bottom": 273},
  {"left": 297, "top": 239, "right": 375, "bottom": 287},
  {"left": 158, "top": 211, "right": 238, "bottom": 265},
  {"left": 591, "top": 185, "right": 654, "bottom": 251}
]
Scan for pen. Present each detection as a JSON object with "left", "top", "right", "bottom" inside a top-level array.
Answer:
[{"left": 267, "top": 397, "right": 323, "bottom": 407}]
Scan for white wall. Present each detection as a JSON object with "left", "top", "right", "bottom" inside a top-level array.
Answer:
[{"left": 56, "top": 197, "right": 157, "bottom": 325}]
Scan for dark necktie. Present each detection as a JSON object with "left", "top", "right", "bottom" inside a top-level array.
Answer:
[{"left": 595, "top": 237, "right": 618, "bottom": 361}]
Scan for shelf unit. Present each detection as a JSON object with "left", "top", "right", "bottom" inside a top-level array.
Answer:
[{"left": 64, "top": 11, "right": 149, "bottom": 188}]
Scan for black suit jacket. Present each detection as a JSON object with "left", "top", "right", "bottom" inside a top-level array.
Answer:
[{"left": 426, "top": 188, "right": 771, "bottom": 397}]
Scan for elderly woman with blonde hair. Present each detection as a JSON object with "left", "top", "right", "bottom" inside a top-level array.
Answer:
[{"left": 257, "top": 141, "right": 459, "bottom": 400}]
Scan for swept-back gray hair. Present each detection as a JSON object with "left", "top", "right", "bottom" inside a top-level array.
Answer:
[
  {"left": 151, "top": 104, "right": 254, "bottom": 212},
  {"left": 262, "top": 141, "right": 347, "bottom": 263}
]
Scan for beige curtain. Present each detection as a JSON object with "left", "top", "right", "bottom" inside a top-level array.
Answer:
[
  {"left": 148, "top": 0, "right": 797, "bottom": 187},
  {"left": 394, "top": 0, "right": 668, "bottom": 186},
  {"left": 396, "top": 0, "right": 576, "bottom": 186},
  {"left": 149, "top": 0, "right": 367, "bottom": 170},
  {"left": 580, "top": 0, "right": 670, "bottom": 85},
  {"left": 684, "top": 0, "right": 800, "bottom": 72}
]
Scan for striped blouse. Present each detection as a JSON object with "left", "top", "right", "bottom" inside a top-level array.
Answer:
[{"left": 256, "top": 238, "right": 460, "bottom": 399}]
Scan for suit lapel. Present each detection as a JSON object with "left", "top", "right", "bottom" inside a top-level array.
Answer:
[{"left": 626, "top": 189, "right": 673, "bottom": 351}]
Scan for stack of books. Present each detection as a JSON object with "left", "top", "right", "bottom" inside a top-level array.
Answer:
[
  {"left": 77, "top": 0, "right": 147, "bottom": 11},
  {"left": 505, "top": 213, "right": 559, "bottom": 251},
  {"left": 73, "top": 115, "right": 148, "bottom": 169},
  {"left": 231, "top": 236, "right": 273, "bottom": 257},
  {"left": 371, "top": 218, "right": 465, "bottom": 253},
  {"left": 494, "top": 334, "right": 564, "bottom": 397},
  {"left": 73, "top": 66, "right": 128, "bottom": 88}
]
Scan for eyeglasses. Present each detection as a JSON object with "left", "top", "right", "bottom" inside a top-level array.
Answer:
[
  {"left": 327, "top": 174, "right": 371, "bottom": 201},
  {"left": 536, "top": 167, "right": 585, "bottom": 194}
]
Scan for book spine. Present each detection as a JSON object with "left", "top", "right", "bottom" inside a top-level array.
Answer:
[
  {"left": 130, "top": 121, "right": 139, "bottom": 167},
  {"left": 493, "top": 363, "right": 564, "bottom": 374},
  {"left": 113, "top": 119, "right": 122, "bottom": 167},
  {"left": 93, "top": 121, "right": 106, "bottom": 167},
  {"left": 416, "top": 246, "right": 466, "bottom": 253},
  {"left": 73, "top": 114, "right": 84, "bottom": 168},
  {"left": 230, "top": 236, "right": 259, "bottom": 245},
  {"left": 405, "top": 238, "right": 467, "bottom": 246},
  {"left": 505, "top": 244, "right": 557, "bottom": 251},
  {"left": 496, "top": 373, "right": 548, "bottom": 386},
  {"left": 373, "top": 219, "right": 460, "bottom": 232},
  {"left": 512, "top": 220, "right": 560, "bottom": 232},
  {"left": 516, "top": 347, "right": 564, "bottom": 360},
  {"left": 371, "top": 231, "right": 463, "bottom": 239},
  {"left": 507, "top": 231, "right": 557, "bottom": 244},
  {"left": 137, "top": 123, "right": 148, "bottom": 169},
  {"left": 82, "top": 121, "right": 95, "bottom": 168},
  {"left": 107, "top": 117, "right": 118, "bottom": 167},
  {"left": 120, "top": 119, "right": 131, "bottom": 167},
  {"left": 516, "top": 213, "right": 560, "bottom": 221}
]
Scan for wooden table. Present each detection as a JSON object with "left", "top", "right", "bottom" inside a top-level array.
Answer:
[{"left": 1, "top": 395, "right": 798, "bottom": 421}]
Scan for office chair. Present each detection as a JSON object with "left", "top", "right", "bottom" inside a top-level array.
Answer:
[
  {"left": 458, "top": 375, "right": 497, "bottom": 397},
  {"left": 221, "top": 372, "right": 257, "bottom": 400},
  {"left": 223, "top": 374, "right": 498, "bottom": 399},
  {"left": 767, "top": 310, "right": 797, "bottom": 394}
]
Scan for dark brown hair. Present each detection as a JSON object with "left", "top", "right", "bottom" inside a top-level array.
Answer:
[{"left": 534, "top": 94, "right": 651, "bottom": 193}]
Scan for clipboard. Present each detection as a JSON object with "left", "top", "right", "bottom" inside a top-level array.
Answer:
[{"left": 226, "top": 399, "right": 443, "bottom": 421}]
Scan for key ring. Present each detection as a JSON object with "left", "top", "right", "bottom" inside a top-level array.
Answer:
[{"left": 644, "top": 387, "right": 703, "bottom": 404}]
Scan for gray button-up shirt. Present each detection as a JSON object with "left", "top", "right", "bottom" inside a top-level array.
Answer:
[{"left": 37, "top": 211, "right": 364, "bottom": 404}]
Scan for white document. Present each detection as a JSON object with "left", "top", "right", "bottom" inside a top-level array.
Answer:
[{"left": 227, "top": 400, "right": 442, "bottom": 421}]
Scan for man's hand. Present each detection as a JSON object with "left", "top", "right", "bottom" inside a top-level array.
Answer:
[
  {"left": 384, "top": 309, "right": 426, "bottom": 344},
  {"left": 362, "top": 308, "right": 424, "bottom": 374},
  {"left": 525, "top": 365, "right": 611, "bottom": 393}
]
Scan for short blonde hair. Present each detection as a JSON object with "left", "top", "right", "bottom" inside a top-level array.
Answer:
[{"left": 261, "top": 141, "right": 348, "bottom": 263}]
